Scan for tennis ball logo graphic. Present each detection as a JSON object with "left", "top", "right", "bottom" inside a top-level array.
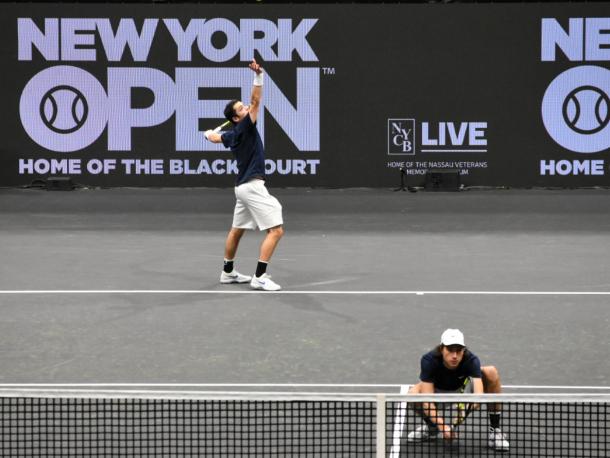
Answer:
[
  {"left": 20, "top": 66, "right": 110, "bottom": 152},
  {"left": 563, "top": 86, "right": 610, "bottom": 135},
  {"left": 541, "top": 66, "right": 610, "bottom": 153},
  {"left": 39, "top": 85, "right": 88, "bottom": 134}
]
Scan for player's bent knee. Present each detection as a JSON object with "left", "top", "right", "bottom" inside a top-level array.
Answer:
[
  {"left": 482, "top": 365, "right": 499, "bottom": 383},
  {"left": 408, "top": 383, "right": 422, "bottom": 394}
]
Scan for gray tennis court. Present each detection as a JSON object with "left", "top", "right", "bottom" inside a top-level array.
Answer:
[
  {"left": 1, "top": 187, "right": 609, "bottom": 388},
  {"left": 2, "top": 0, "right": 609, "bottom": 454}
]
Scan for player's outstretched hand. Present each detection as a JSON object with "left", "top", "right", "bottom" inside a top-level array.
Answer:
[
  {"left": 249, "top": 58, "right": 262, "bottom": 74},
  {"left": 441, "top": 425, "right": 458, "bottom": 441}
]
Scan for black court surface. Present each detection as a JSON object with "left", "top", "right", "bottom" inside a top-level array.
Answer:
[{"left": 0, "top": 187, "right": 609, "bottom": 388}]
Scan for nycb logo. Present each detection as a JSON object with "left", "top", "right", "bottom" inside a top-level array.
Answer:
[{"left": 387, "top": 119, "right": 415, "bottom": 155}]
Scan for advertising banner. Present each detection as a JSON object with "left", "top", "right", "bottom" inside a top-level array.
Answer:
[{"left": 0, "top": 3, "right": 609, "bottom": 187}]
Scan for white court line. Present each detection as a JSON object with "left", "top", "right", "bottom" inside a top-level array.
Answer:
[
  {"left": 503, "top": 385, "right": 610, "bottom": 390},
  {"left": 2, "top": 290, "right": 610, "bottom": 295},
  {"left": 390, "top": 384, "right": 410, "bottom": 458}
]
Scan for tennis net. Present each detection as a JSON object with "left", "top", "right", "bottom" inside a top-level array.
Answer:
[
  {"left": 386, "top": 393, "right": 609, "bottom": 457},
  {"left": 0, "top": 390, "right": 608, "bottom": 457}
]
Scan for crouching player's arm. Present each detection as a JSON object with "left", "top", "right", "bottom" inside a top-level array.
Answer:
[{"left": 420, "top": 382, "right": 457, "bottom": 440}]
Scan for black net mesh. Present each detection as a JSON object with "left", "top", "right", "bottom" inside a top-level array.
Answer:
[
  {"left": 1, "top": 392, "right": 608, "bottom": 457},
  {"left": 0, "top": 397, "right": 376, "bottom": 457},
  {"left": 385, "top": 398, "right": 609, "bottom": 457}
]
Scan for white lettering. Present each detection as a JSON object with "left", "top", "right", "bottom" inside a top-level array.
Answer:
[
  {"left": 447, "top": 122, "right": 467, "bottom": 146},
  {"left": 195, "top": 159, "right": 211, "bottom": 174},
  {"left": 87, "top": 159, "right": 103, "bottom": 174},
  {"left": 277, "top": 18, "right": 318, "bottom": 61},
  {"left": 97, "top": 18, "right": 158, "bottom": 62},
  {"left": 121, "top": 159, "right": 161, "bottom": 174},
  {"left": 541, "top": 18, "right": 583, "bottom": 61},
  {"left": 62, "top": 19, "right": 97, "bottom": 61},
  {"left": 18, "top": 18, "right": 59, "bottom": 61},
  {"left": 19, "top": 158, "right": 34, "bottom": 174},
  {"left": 197, "top": 19, "right": 240, "bottom": 63},
  {"left": 164, "top": 19, "right": 204, "bottom": 61},
  {"left": 240, "top": 19, "right": 279, "bottom": 61},
  {"left": 586, "top": 18, "right": 610, "bottom": 61},
  {"left": 540, "top": 159, "right": 605, "bottom": 175},
  {"left": 169, "top": 159, "right": 183, "bottom": 174},
  {"left": 211, "top": 159, "right": 225, "bottom": 174},
  {"left": 469, "top": 122, "right": 487, "bottom": 146},
  {"left": 422, "top": 122, "right": 486, "bottom": 146},
  {"left": 542, "top": 18, "right": 610, "bottom": 62},
  {"left": 540, "top": 160, "right": 555, "bottom": 175},
  {"left": 421, "top": 122, "right": 437, "bottom": 146},
  {"left": 107, "top": 68, "right": 176, "bottom": 151},
  {"left": 18, "top": 17, "right": 319, "bottom": 63},
  {"left": 19, "top": 158, "right": 81, "bottom": 174}
]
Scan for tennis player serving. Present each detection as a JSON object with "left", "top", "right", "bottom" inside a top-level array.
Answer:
[
  {"left": 204, "top": 59, "right": 284, "bottom": 291},
  {"left": 407, "top": 329, "right": 510, "bottom": 451}
]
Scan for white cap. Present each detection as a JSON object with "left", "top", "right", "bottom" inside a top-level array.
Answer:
[{"left": 440, "top": 328, "right": 465, "bottom": 347}]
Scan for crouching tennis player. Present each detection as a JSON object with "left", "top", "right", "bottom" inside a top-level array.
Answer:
[
  {"left": 204, "top": 59, "right": 283, "bottom": 291},
  {"left": 407, "top": 329, "right": 509, "bottom": 451}
]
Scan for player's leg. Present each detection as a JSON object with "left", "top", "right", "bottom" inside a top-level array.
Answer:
[
  {"left": 224, "top": 227, "right": 245, "bottom": 260},
  {"left": 243, "top": 180, "right": 284, "bottom": 291},
  {"left": 220, "top": 196, "right": 254, "bottom": 284},
  {"left": 482, "top": 365, "right": 502, "bottom": 394},
  {"left": 407, "top": 383, "right": 442, "bottom": 442},
  {"left": 250, "top": 225, "right": 283, "bottom": 290},
  {"left": 482, "top": 366, "right": 502, "bottom": 412},
  {"left": 482, "top": 366, "right": 510, "bottom": 451},
  {"left": 259, "top": 225, "right": 284, "bottom": 262}
]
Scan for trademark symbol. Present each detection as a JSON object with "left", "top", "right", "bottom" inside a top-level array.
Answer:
[{"left": 322, "top": 67, "right": 336, "bottom": 76}]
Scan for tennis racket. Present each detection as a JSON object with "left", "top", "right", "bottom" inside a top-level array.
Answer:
[
  {"left": 450, "top": 377, "right": 475, "bottom": 429},
  {"left": 451, "top": 402, "right": 474, "bottom": 429},
  {"left": 213, "top": 120, "right": 232, "bottom": 133}
]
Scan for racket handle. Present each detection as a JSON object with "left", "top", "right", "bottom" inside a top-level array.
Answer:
[{"left": 214, "top": 120, "right": 231, "bottom": 133}]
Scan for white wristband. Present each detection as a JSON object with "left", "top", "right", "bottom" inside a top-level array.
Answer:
[{"left": 253, "top": 72, "right": 264, "bottom": 86}]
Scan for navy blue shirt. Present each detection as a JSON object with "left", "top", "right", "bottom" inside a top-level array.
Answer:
[
  {"left": 221, "top": 114, "right": 266, "bottom": 186},
  {"left": 419, "top": 350, "right": 482, "bottom": 391}
]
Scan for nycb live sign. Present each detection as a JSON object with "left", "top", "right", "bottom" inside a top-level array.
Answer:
[{"left": 387, "top": 119, "right": 487, "bottom": 155}]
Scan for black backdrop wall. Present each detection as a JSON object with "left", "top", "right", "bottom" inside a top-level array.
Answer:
[{"left": 1, "top": 3, "right": 609, "bottom": 187}]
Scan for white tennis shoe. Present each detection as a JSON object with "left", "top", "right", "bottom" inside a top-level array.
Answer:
[
  {"left": 406, "top": 424, "right": 441, "bottom": 442},
  {"left": 488, "top": 427, "right": 510, "bottom": 451},
  {"left": 220, "top": 270, "right": 252, "bottom": 284},
  {"left": 250, "top": 273, "right": 281, "bottom": 291}
]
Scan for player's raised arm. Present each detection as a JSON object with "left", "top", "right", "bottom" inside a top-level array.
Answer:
[{"left": 248, "top": 58, "right": 263, "bottom": 123}]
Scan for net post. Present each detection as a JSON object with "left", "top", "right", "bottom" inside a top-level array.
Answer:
[{"left": 376, "top": 393, "right": 386, "bottom": 457}]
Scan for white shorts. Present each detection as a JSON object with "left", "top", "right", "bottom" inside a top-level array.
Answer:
[{"left": 232, "top": 179, "right": 283, "bottom": 231}]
